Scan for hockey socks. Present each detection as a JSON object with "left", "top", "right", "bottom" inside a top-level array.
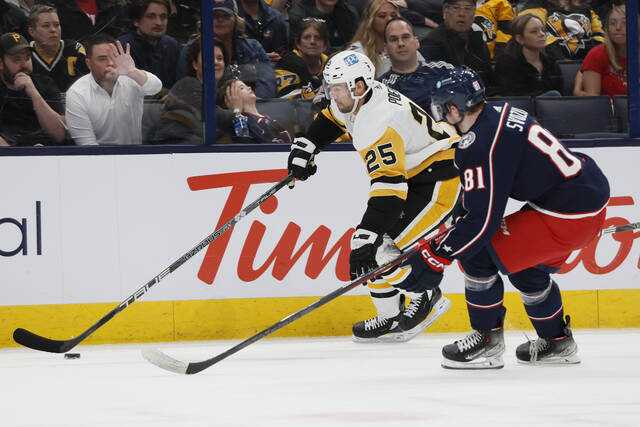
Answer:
[
  {"left": 521, "top": 280, "right": 565, "bottom": 339},
  {"left": 464, "top": 274, "right": 504, "bottom": 331}
]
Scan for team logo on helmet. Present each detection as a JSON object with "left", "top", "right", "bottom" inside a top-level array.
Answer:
[
  {"left": 458, "top": 131, "right": 476, "bottom": 149},
  {"left": 343, "top": 53, "right": 360, "bottom": 66}
]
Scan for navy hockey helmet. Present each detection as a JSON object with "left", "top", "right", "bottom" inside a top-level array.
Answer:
[{"left": 429, "top": 66, "right": 486, "bottom": 122}]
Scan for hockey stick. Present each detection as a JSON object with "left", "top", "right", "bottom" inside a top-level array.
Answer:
[
  {"left": 13, "top": 173, "right": 293, "bottom": 353},
  {"left": 599, "top": 222, "right": 640, "bottom": 236},
  {"left": 141, "top": 242, "right": 424, "bottom": 374}
]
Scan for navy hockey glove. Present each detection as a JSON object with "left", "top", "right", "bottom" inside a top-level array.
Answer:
[
  {"left": 396, "top": 241, "right": 452, "bottom": 292},
  {"left": 287, "top": 137, "right": 318, "bottom": 188},
  {"left": 349, "top": 228, "right": 383, "bottom": 280}
]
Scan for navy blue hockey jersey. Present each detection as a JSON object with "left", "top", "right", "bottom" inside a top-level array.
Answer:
[
  {"left": 378, "top": 61, "right": 454, "bottom": 112},
  {"left": 434, "top": 102, "right": 610, "bottom": 261}
]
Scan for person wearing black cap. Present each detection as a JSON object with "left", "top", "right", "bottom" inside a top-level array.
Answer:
[{"left": 0, "top": 32, "right": 67, "bottom": 146}]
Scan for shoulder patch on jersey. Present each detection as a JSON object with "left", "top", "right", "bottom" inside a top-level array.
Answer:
[
  {"left": 493, "top": 106, "right": 503, "bottom": 113},
  {"left": 458, "top": 131, "right": 476, "bottom": 149}
]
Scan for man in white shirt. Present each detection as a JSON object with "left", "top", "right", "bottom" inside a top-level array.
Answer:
[{"left": 65, "top": 33, "right": 162, "bottom": 145}]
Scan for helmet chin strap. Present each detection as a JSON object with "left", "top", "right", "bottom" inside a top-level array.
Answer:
[{"left": 348, "top": 86, "right": 371, "bottom": 115}]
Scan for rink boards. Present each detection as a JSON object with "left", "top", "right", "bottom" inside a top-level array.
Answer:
[{"left": 1, "top": 147, "right": 639, "bottom": 347}]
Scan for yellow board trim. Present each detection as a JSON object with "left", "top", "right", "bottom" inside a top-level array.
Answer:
[{"left": 1, "top": 289, "right": 638, "bottom": 348}]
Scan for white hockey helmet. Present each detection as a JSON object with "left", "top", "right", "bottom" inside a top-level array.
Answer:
[{"left": 323, "top": 50, "right": 375, "bottom": 98}]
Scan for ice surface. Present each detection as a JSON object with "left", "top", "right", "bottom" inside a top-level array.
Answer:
[{"left": 1, "top": 330, "right": 639, "bottom": 427}]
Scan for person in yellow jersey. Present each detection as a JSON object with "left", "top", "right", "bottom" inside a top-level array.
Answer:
[
  {"left": 287, "top": 50, "right": 461, "bottom": 342},
  {"left": 473, "top": 0, "right": 516, "bottom": 59}
]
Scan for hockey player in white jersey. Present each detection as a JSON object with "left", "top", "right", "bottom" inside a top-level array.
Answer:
[{"left": 287, "top": 50, "right": 461, "bottom": 342}]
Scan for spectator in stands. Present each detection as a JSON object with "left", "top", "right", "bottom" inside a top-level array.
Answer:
[
  {"left": 237, "top": 0, "right": 288, "bottom": 65},
  {"left": 275, "top": 18, "right": 328, "bottom": 99},
  {"left": 167, "top": 0, "right": 200, "bottom": 44},
  {"left": 27, "top": 4, "right": 88, "bottom": 93},
  {"left": 517, "top": 0, "right": 604, "bottom": 60},
  {"left": 35, "top": 0, "right": 126, "bottom": 44},
  {"left": 378, "top": 17, "right": 454, "bottom": 111},
  {"left": 348, "top": 0, "right": 400, "bottom": 78},
  {"left": 578, "top": 3, "right": 632, "bottom": 98},
  {"left": 473, "top": 0, "right": 515, "bottom": 59},
  {"left": 1, "top": 0, "right": 28, "bottom": 37},
  {"left": 149, "top": 36, "right": 236, "bottom": 143},
  {"left": 217, "top": 78, "right": 292, "bottom": 143},
  {"left": 65, "top": 34, "right": 162, "bottom": 145},
  {"left": 420, "top": 0, "right": 493, "bottom": 87},
  {"left": 288, "top": 0, "right": 360, "bottom": 54},
  {"left": 0, "top": 32, "right": 66, "bottom": 146},
  {"left": 175, "top": 0, "right": 274, "bottom": 94},
  {"left": 119, "top": 0, "right": 179, "bottom": 90},
  {"left": 494, "top": 13, "right": 563, "bottom": 96}
]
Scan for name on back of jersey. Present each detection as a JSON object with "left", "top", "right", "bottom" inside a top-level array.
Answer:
[{"left": 505, "top": 107, "right": 529, "bottom": 132}]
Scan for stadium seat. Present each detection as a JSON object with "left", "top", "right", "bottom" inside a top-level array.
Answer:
[
  {"left": 613, "top": 95, "right": 628, "bottom": 133},
  {"left": 256, "top": 98, "right": 299, "bottom": 135},
  {"left": 557, "top": 60, "right": 583, "bottom": 96},
  {"left": 534, "top": 96, "right": 619, "bottom": 138},
  {"left": 488, "top": 96, "right": 536, "bottom": 117}
]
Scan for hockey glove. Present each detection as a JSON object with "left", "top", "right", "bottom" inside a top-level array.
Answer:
[
  {"left": 396, "top": 241, "right": 452, "bottom": 293},
  {"left": 287, "top": 137, "right": 318, "bottom": 188},
  {"left": 349, "top": 228, "right": 383, "bottom": 280}
]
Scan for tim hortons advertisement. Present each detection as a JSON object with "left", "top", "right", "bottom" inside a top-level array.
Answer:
[{"left": 0, "top": 147, "right": 638, "bottom": 306}]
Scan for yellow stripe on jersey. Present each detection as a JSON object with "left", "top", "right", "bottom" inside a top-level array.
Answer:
[
  {"left": 407, "top": 147, "right": 456, "bottom": 178},
  {"left": 368, "top": 281, "right": 395, "bottom": 290},
  {"left": 321, "top": 106, "right": 346, "bottom": 129},
  {"left": 395, "top": 176, "right": 462, "bottom": 249}
]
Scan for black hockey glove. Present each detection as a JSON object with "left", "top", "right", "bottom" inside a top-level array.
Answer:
[
  {"left": 349, "top": 228, "right": 383, "bottom": 281},
  {"left": 396, "top": 241, "right": 451, "bottom": 292},
  {"left": 287, "top": 137, "right": 318, "bottom": 188}
]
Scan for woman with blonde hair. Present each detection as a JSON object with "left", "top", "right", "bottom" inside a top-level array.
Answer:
[
  {"left": 347, "top": 0, "right": 402, "bottom": 77},
  {"left": 579, "top": 3, "right": 635, "bottom": 98}
]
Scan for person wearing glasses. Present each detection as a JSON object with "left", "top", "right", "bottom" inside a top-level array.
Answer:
[
  {"left": 420, "top": 0, "right": 493, "bottom": 88},
  {"left": 275, "top": 18, "right": 329, "bottom": 99}
]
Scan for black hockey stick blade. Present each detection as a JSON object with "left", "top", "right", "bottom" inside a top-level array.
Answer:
[
  {"left": 14, "top": 173, "right": 293, "bottom": 353},
  {"left": 599, "top": 221, "right": 640, "bottom": 236},
  {"left": 141, "top": 241, "right": 423, "bottom": 374}
]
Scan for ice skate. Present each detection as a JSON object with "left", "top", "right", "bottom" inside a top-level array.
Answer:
[
  {"left": 516, "top": 316, "right": 580, "bottom": 365},
  {"left": 395, "top": 287, "right": 451, "bottom": 342},
  {"left": 352, "top": 313, "right": 405, "bottom": 343},
  {"left": 441, "top": 307, "right": 506, "bottom": 369}
]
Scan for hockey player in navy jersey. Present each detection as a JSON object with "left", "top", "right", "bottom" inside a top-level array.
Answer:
[
  {"left": 396, "top": 66, "right": 610, "bottom": 368},
  {"left": 287, "top": 50, "right": 461, "bottom": 343}
]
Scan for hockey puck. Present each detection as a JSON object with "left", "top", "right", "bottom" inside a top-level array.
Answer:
[{"left": 64, "top": 353, "right": 80, "bottom": 359}]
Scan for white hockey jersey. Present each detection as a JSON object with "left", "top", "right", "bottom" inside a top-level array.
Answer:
[{"left": 322, "top": 81, "right": 459, "bottom": 201}]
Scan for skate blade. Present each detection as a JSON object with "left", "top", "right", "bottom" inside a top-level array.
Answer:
[
  {"left": 517, "top": 353, "right": 581, "bottom": 365},
  {"left": 441, "top": 355, "right": 505, "bottom": 370},
  {"left": 395, "top": 296, "right": 452, "bottom": 343},
  {"left": 351, "top": 332, "right": 409, "bottom": 343}
]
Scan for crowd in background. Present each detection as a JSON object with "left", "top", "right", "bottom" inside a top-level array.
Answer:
[{"left": 0, "top": 0, "right": 634, "bottom": 147}]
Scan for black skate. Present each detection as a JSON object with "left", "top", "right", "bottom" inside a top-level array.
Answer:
[
  {"left": 441, "top": 307, "right": 506, "bottom": 369},
  {"left": 352, "top": 314, "right": 403, "bottom": 343},
  {"left": 516, "top": 316, "right": 580, "bottom": 365},
  {"left": 396, "top": 287, "right": 451, "bottom": 342}
]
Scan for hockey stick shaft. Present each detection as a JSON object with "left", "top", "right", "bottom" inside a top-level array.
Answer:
[
  {"left": 142, "top": 241, "right": 424, "bottom": 374},
  {"left": 599, "top": 222, "right": 640, "bottom": 236},
  {"left": 13, "top": 173, "right": 293, "bottom": 353}
]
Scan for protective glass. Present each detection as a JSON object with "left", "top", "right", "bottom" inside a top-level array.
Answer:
[
  {"left": 430, "top": 102, "right": 447, "bottom": 122},
  {"left": 323, "top": 81, "right": 350, "bottom": 101}
]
